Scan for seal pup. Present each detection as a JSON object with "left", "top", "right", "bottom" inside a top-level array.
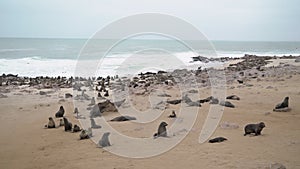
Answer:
[
  {"left": 98, "top": 132, "right": 111, "bottom": 147},
  {"left": 79, "top": 128, "right": 93, "bottom": 140},
  {"left": 72, "top": 124, "right": 81, "bottom": 132},
  {"left": 168, "top": 110, "right": 176, "bottom": 118},
  {"left": 275, "top": 97, "right": 289, "bottom": 109},
  {"left": 209, "top": 137, "right": 227, "bottom": 143},
  {"left": 104, "top": 90, "right": 109, "bottom": 97},
  {"left": 244, "top": 122, "right": 266, "bottom": 136},
  {"left": 55, "top": 106, "right": 65, "bottom": 118},
  {"left": 153, "top": 122, "right": 168, "bottom": 138},
  {"left": 63, "top": 117, "right": 72, "bottom": 131},
  {"left": 59, "top": 119, "right": 64, "bottom": 126},
  {"left": 91, "top": 118, "right": 102, "bottom": 129},
  {"left": 88, "top": 97, "right": 95, "bottom": 106},
  {"left": 45, "top": 117, "right": 55, "bottom": 128}
]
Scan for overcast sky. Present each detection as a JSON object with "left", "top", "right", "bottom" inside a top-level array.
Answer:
[{"left": 0, "top": 0, "right": 299, "bottom": 41}]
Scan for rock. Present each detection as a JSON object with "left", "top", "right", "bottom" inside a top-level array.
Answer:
[
  {"left": 65, "top": 93, "right": 73, "bottom": 98},
  {"left": 110, "top": 116, "right": 136, "bottom": 122},
  {"left": 219, "top": 101, "right": 235, "bottom": 108},
  {"left": 191, "top": 56, "right": 210, "bottom": 63},
  {"left": 226, "top": 95, "right": 240, "bottom": 100},
  {"left": 295, "top": 57, "right": 300, "bottom": 62}
]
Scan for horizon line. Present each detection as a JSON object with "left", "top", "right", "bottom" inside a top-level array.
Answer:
[{"left": 0, "top": 36, "right": 300, "bottom": 42}]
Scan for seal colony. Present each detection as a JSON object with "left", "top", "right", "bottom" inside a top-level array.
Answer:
[
  {"left": 1, "top": 55, "right": 292, "bottom": 168},
  {"left": 40, "top": 54, "right": 298, "bottom": 147}
]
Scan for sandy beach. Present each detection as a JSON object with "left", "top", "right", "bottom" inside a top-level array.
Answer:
[{"left": 0, "top": 57, "right": 300, "bottom": 169}]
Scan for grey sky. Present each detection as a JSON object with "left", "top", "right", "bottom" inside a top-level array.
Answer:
[{"left": 0, "top": 0, "right": 299, "bottom": 41}]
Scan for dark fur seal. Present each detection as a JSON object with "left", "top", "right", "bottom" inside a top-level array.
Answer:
[
  {"left": 168, "top": 110, "right": 176, "bottom": 118},
  {"left": 167, "top": 99, "right": 181, "bottom": 105},
  {"left": 80, "top": 128, "right": 92, "bottom": 139},
  {"left": 73, "top": 124, "right": 81, "bottom": 132},
  {"left": 45, "top": 117, "right": 55, "bottom": 128},
  {"left": 226, "top": 95, "right": 240, "bottom": 100},
  {"left": 55, "top": 106, "right": 65, "bottom": 118},
  {"left": 110, "top": 116, "right": 136, "bottom": 122},
  {"left": 275, "top": 97, "right": 289, "bottom": 109},
  {"left": 63, "top": 117, "right": 72, "bottom": 131},
  {"left": 90, "top": 118, "right": 102, "bottom": 128},
  {"left": 98, "top": 132, "right": 111, "bottom": 147},
  {"left": 153, "top": 122, "right": 168, "bottom": 138},
  {"left": 104, "top": 90, "right": 109, "bottom": 97},
  {"left": 244, "top": 122, "right": 266, "bottom": 136},
  {"left": 209, "top": 137, "right": 227, "bottom": 143},
  {"left": 219, "top": 101, "right": 235, "bottom": 108}
]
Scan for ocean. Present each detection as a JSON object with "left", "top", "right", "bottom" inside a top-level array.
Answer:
[{"left": 0, "top": 38, "right": 299, "bottom": 77}]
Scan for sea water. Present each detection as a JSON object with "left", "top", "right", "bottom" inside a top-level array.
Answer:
[{"left": 0, "top": 38, "right": 299, "bottom": 77}]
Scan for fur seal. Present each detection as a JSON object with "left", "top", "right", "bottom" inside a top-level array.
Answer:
[
  {"left": 45, "top": 117, "right": 55, "bottom": 128},
  {"left": 104, "top": 90, "right": 109, "bottom": 97},
  {"left": 168, "top": 110, "right": 176, "bottom": 118},
  {"left": 275, "top": 97, "right": 289, "bottom": 109},
  {"left": 59, "top": 119, "right": 64, "bottom": 126},
  {"left": 55, "top": 106, "right": 65, "bottom": 118},
  {"left": 72, "top": 124, "right": 81, "bottom": 132},
  {"left": 219, "top": 101, "right": 235, "bottom": 108},
  {"left": 208, "top": 137, "right": 227, "bottom": 143},
  {"left": 110, "top": 116, "right": 136, "bottom": 122},
  {"left": 63, "top": 117, "right": 72, "bottom": 131},
  {"left": 91, "top": 118, "right": 102, "bottom": 129},
  {"left": 244, "top": 122, "right": 266, "bottom": 136},
  {"left": 167, "top": 99, "right": 181, "bottom": 105},
  {"left": 89, "top": 97, "right": 95, "bottom": 106},
  {"left": 226, "top": 95, "right": 240, "bottom": 100},
  {"left": 98, "top": 132, "right": 111, "bottom": 147},
  {"left": 153, "top": 122, "right": 168, "bottom": 138},
  {"left": 80, "top": 128, "right": 93, "bottom": 139}
]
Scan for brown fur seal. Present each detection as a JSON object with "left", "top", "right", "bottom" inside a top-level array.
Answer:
[
  {"left": 63, "top": 117, "right": 72, "bottom": 131},
  {"left": 72, "top": 124, "right": 81, "bottom": 132},
  {"left": 55, "top": 106, "right": 65, "bottom": 118},
  {"left": 275, "top": 97, "right": 289, "bottom": 109},
  {"left": 168, "top": 110, "right": 176, "bottom": 118},
  {"left": 244, "top": 122, "right": 265, "bottom": 136},
  {"left": 98, "top": 132, "right": 111, "bottom": 147},
  {"left": 45, "top": 117, "right": 55, "bottom": 128},
  {"left": 153, "top": 122, "right": 168, "bottom": 138}
]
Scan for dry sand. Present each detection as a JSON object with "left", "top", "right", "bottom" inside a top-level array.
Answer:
[{"left": 0, "top": 62, "right": 300, "bottom": 169}]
